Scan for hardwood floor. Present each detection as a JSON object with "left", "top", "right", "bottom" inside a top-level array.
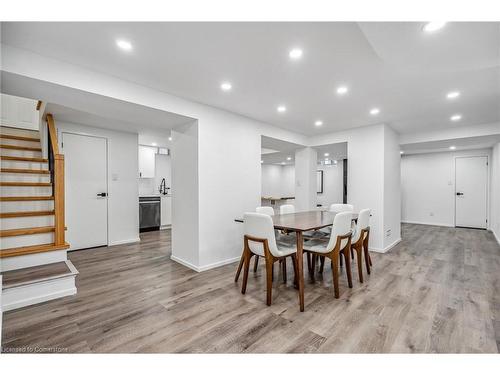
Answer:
[{"left": 2, "top": 224, "right": 499, "bottom": 353}]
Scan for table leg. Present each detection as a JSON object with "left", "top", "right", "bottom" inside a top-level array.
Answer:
[{"left": 296, "top": 230, "right": 305, "bottom": 312}]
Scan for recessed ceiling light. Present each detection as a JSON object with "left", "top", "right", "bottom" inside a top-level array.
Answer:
[
  {"left": 289, "top": 48, "right": 303, "bottom": 60},
  {"left": 333, "top": 160, "right": 338, "bottom": 165},
  {"left": 116, "top": 39, "right": 133, "bottom": 51},
  {"left": 400, "top": 151, "right": 404, "bottom": 155},
  {"left": 261, "top": 160, "right": 263, "bottom": 164},
  {"left": 447, "top": 91, "right": 460, "bottom": 99},
  {"left": 314, "top": 120, "right": 323, "bottom": 127},
  {"left": 277, "top": 105, "right": 287, "bottom": 113},
  {"left": 370, "top": 108, "right": 380, "bottom": 115},
  {"left": 450, "top": 114, "right": 462, "bottom": 121},
  {"left": 336, "top": 86, "right": 348, "bottom": 95},
  {"left": 281, "top": 162, "right": 286, "bottom": 165},
  {"left": 286, "top": 156, "right": 292, "bottom": 161},
  {"left": 168, "top": 136, "right": 172, "bottom": 141},
  {"left": 220, "top": 82, "right": 232, "bottom": 91},
  {"left": 423, "top": 22, "right": 447, "bottom": 33},
  {"left": 324, "top": 153, "right": 329, "bottom": 157},
  {"left": 152, "top": 142, "right": 157, "bottom": 146},
  {"left": 449, "top": 146, "right": 456, "bottom": 150}
]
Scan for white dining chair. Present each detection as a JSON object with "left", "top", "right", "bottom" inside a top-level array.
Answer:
[
  {"left": 279, "top": 204, "right": 295, "bottom": 215},
  {"left": 351, "top": 208, "right": 371, "bottom": 282},
  {"left": 304, "top": 211, "right": 353, "bottom": 298},
  {"left": 240, "top": 212, "right": 298, "bottom": 306}
]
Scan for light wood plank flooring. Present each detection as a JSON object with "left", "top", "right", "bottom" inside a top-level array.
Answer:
[{"left": 2, "top": 224, "right": 499, "bottom": 353}]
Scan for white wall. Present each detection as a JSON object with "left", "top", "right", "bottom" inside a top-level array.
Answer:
[
  {"left": 383, "top": 125, "right": 401, "bottom": 249},
  {"left": 56, "top": 121, "right": 140, "bottom": 247},
  {"left": 317, "top": 163, "right": 344, "bottom": 209},
  {"left": 401, "top": 148, "right": 492, "bottom": 227},
  {"left": 490, "top": 143, "right": 500, "bottom": 243},
  {"left": 295, "top": 147, "right": 318, "bottom": 211},
  {"left": 261, "top": 164, "right": 295, "bottom": 198},
  {"left": 171, "top": 121, "right": 199, "bottom": 267}
]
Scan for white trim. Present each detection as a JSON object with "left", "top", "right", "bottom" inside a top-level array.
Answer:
[
  {"left": 492, "top": 229, "right": 500, "bottom": 246},
  {"left": 170, "top": 255, "right": 241, "bottom": 273},
  {"left": 401, "top": 220, "right": 454, "bottom": 228},
  {"left": 370, "top": 237, "right": 402, "bottom": 253},
  {"left": 2, "top": 275, "right": 77, "bottom": 311},
  {"left": 108, "top": 237, "right": 141, "bottom": 247}
]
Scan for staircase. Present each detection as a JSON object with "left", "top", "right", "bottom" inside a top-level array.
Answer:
[{"left": 0, "top": 112, "right": 78, "bottom": 311}]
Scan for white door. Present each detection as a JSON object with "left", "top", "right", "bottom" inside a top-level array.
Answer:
[
  {"left": 455, "top": 156, "right": 488, "bottom": 229},
  {"left": 63, "top": 132, "right": 108, "bottom": 250}
]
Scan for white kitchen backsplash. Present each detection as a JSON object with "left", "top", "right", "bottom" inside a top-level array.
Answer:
[{"left": 139, "top": 178, "right": 156, "bottom": 196}]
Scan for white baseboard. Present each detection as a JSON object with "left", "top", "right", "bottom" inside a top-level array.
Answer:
[
  {"left": 492, "top": 229, "right": 500, "bottom": 246},
  {"left": 108, "top": 237, "right": 141, "bottom": 246},
  {"left": 402, "top": 220, "right": 454, "bottom": 228},
  {"left": 170, "top": 255, "right": 240, "bottom": 273},
  {"left": 370, "top": 237, "right": 402, "bottom": 253},
  {"left": 2, "top": 274, "right": 77, "bottom": 312}
]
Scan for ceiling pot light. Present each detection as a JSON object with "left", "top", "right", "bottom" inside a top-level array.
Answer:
[
  {"left": 116, "top": 39, "right": 133, "bottom": 51},
  {"left": 277, "top": 105, "right": 287, "bottom": 113},
  {"left": 450, "top": 114, "right": 462, "bottom": 121},
  {"left": 281, "top": 162, "right": 286, "bottom": 165},
  {"left": 449, "top": 146, "right": 456, "bottom": 150},
  {"left": 220, "top": 82, "right": 232, "bottom": 91},
  {"left": 315, "top": 120, "right": 323, "bottom": 127},
  {"left": 151, "top": 142, "right": 157, "bottom": 146},
  {"left": 447, "top": 91, "right": 460, "bottom": 99},
  {"left": 336, "top": 86, "right": 348, "bottom": 95},
  {"left": 261, "top": 160, "right": 263, "bottom": 163},
  {"left": 324, "top": 153, "right": 329, "bottom": 157},
  {"left": 287, "top": 156, "right": 292, "bottom": 161},
  {"left": 400, "top": 151, "right": 404, "bottom": 154},
  {"left": 423, "top": 22, "right": 447, "bottom": 32},
  {"left": 370, "top": 108, "right": 380, "bottom": 115},
  {"left": 289, "top": 48, "right": 303, "bottom": 60},
  {"left": 168, "top": 136, "right": 172, "bottom": 141}
]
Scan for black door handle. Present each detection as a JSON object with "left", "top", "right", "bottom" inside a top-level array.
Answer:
[
  {"left": 456, "top": 192, "right": 464, "bottom": 196},
  {"left": 97, "top": 192, "right": 108, "bottom": 197}
]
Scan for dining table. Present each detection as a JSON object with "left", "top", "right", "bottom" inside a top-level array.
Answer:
[{"left": 234, "top": 210, "right": 359, "bottom": 312}]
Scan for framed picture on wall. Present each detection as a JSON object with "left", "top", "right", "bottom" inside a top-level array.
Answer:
[{"left": 317, "top": 170, "right": 324, "bottom": 194}]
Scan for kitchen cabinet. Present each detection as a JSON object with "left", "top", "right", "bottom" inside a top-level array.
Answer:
[
  {"left": 138, "top": 145, "right": 156, "bottom": 178},
  {"left": 161, "top": 195, "right": 172, "bottom": 227}
]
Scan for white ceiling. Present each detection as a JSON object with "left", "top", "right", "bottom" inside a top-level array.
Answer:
[
  {"left": 401, "top": 134, "right": 500, "bottom": 155},
  {"left": 2, "top": 22, "right": 499, "bottom": 136}
]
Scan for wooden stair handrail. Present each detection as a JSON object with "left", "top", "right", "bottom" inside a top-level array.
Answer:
[{"left": 45, "top": 113, "right": 66, "bottom": 247}]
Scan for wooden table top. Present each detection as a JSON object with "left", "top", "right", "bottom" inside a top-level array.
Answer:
[{"left": 235, "top": 210, "right": 359, "bottom": 232}]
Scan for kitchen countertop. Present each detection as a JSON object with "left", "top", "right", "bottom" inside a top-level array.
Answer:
[{"left": 140, "top": 194, "right": 172, "bottom": 198}]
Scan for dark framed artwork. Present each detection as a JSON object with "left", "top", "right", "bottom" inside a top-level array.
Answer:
[{"left": 316, "top": 170, "right": 324, "bottom": 194}]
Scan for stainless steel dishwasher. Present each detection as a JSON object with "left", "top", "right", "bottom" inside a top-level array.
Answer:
[{"left": 139, "top": 196, "right": 161, "bottom": 232}]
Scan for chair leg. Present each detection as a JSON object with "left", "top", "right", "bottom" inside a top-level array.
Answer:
[
  {"left": 241, "top": 251, "right": 251, "bottom": 294},
  {"left": 343, "top": 248, "right": 353, "bottom": 288},
  {"left": 234, "top": 251, "right": 244, "bottom": 282},
  {"left": 253, "top": 256, "right": 259, "bottom": 272},
  {"left": 311, "top": 254, "right": 316, "bottom": 281},
  {"left": 355, "top": 247, "right": 363, "bottom": 283},
  {"left": 363, "top": 243, "right": 371, "bottom": 275},
  {"left": 282, "top": 258, "right": 287, "bottom": 283},
  {"left": 332, "top": 254, "right": 340, "bottom": 298},
  {"left": 319, "top": 256, "right": 325, "bottom": 273},
  {"left": 291, "top": 255, "right": 298, "bottom": 288},
  {"left": 306, "top": 252, "right": 312, "bottom": 277},
  {"left": 339, "top": 252, "right": 344, "bottom": 268},
  {"left": 265, "top": 258, "right": 274, "bottom": 306}
]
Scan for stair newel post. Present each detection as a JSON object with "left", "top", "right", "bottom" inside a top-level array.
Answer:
[
  {"left": 54, "top": 154, "right": 65, "bottom": 246},
  {"left": 46, "top": 113, "right": 66, "bottom": 247}
]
